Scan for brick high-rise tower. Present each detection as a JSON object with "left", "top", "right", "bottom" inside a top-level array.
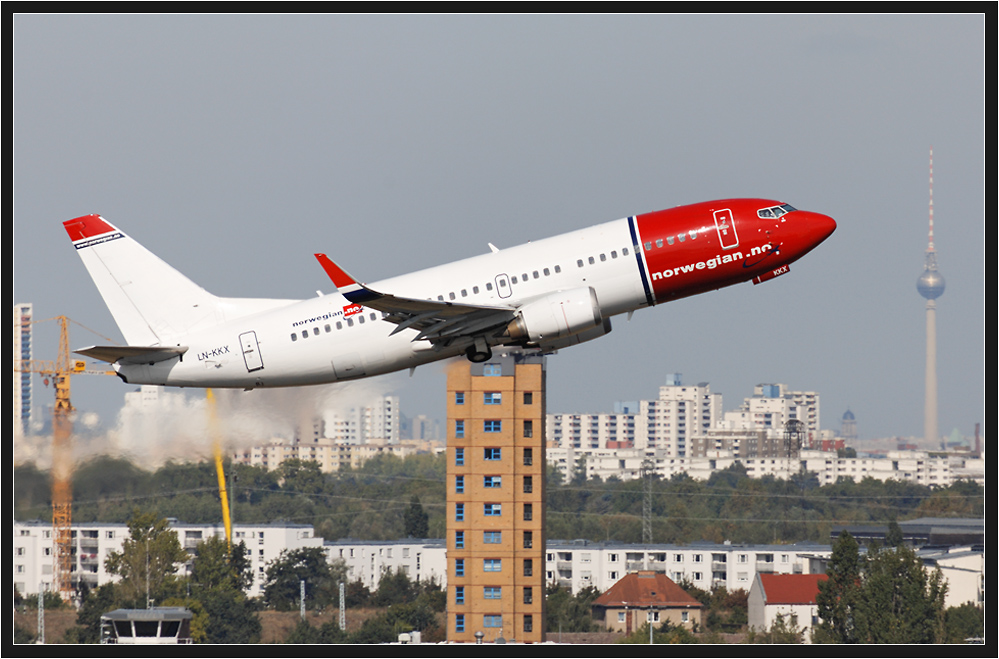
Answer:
[{"left": 446, "top": 353, "right": 546, "bottom": 643}]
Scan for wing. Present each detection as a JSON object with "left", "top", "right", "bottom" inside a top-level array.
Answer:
[{"left": 314, "top": 254, "right": 516, "bottom": 346}]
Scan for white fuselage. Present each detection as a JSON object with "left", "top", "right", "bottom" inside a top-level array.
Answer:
[
  {"left": 120, "top": 218, "right": 642, "bottom": 388},
  {"left": 99, "top": 198, "right": 837, "bottom": 389}
]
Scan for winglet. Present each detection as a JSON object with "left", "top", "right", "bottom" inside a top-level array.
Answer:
[{"left": 314, "top": 254, "right": 379, "bottom": 304}]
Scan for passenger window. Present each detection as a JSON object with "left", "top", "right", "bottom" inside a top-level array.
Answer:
[
  {"left": 302, "top": 331, "right": 308, "bottom": 339},
  {"left": 347, "top": 318, "right": 354, "bottom": 327},
  {"left": 511, "top": 276, "right": 518, "bottom": 284},
  {"left": 599, "top": 253, "right": 606, "bottom": 261},
  {"left": 473, "top": 286, "right": 480, "bottom": 294},
  {"left": 644, "top": 242, "right": 652, "bottom": 251},
  {"left": 449, "top": 292, "right": 455, "bottom": 300},
  {"left": 324, "top": 324, "right": 331, "bottom": 333},
  {"left": 588, "top": 256, "right": 595, "bottom": 265},
  {"left": 656, "top": 239, "right": 663, "bottom": 248},
  {"left": 291, "top": 333, "right": 297, "bottom": 342},
  {"left": 678, "top": 234, "right": 686, "bottom": 242},
  {"left": 486, "top": 282, "right": 493, "bottom": 291},
  {"left": 623, "top": 247, "right": 629, "bottom": 256},
  {"left": 667, "top": 236, "right": 674, "bottom": 245},
  {"left": 461, "top": 289, "right": 467, "bottom": 297},
  {"left": 336, "top": 321, "right": 343, "bottom": 330},
  {"left": 554, "top": 264, "right": 561, "bottom": 273},
  {"left": 543, "top": 267, "right": 550, "bottom": 276},
  {"left": 533, "top": 270, "right": 539, "bottom": 279},
  {"left": 577, "top": 259, "right": 584, "bottom": 268},
  {"left": 313, "top": 327, "right": 320, "bottom": 335},
  {"left": 358, "top": 315, "right": 365, "bottom": 324},
  {"left": 610, "top": 251, "right": 617, "bottom": 259}
]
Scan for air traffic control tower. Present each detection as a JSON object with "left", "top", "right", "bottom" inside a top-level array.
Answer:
[{"left": 446, "top": 353, "right": 546, "bottom": 643}]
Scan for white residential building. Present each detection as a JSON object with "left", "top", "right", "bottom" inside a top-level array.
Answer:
[
  {"left": 324, "top": 395, "right": 400, "bottom": 445},
  {"left": 919, "top": 544, "right": 985, "bottom": 609},
  {"left": 324, "top": 539, "right": 447, "bottom": 592},
  {"left": 545, "top": 447, "right": 972, "bottom": 488},
  {"left": 719, "top": 383, "right": 820, "bottom": 447},
  {"left": 231, "top": 437, "right": 425, "bottom": 474},
  {"left": 547, "top": 374, "right": 720, "bottom": 456},
  {"left": 544, "top": 540, "right": 831, "bottom": 595},
  {"left": 747, "top": 573, "right": 826, "bottom": 642},
  {"left": 13, "top": 520, "right": 322, "bottom": 599}
]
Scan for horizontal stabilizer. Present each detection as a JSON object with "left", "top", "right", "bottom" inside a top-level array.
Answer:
[{"left": 75, "top": 345, "right": 188, "bottom": 365}]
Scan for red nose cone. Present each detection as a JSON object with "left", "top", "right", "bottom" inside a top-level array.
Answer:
[
  {"left": 798, "top": 211, "right": 836, "bottom": 246},
  {"left": 815, "top": 212, "right": 837, "bottom": 242}
]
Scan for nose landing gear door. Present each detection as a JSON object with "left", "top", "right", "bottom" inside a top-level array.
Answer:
[
  {"left": 239, "top": 331, "right": 264, "bottom": 372},
  {"left": 713, "top": 209, "right": 739, "bottom": 249}
]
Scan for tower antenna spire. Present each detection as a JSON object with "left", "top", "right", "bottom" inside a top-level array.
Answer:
[{"left": 917, "top": 147, "right": 945, "bottom": 448}]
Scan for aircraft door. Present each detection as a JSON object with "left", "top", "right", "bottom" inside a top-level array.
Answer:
[
  {"left": 494, "top": 273, "right": 512, "bottom": 299},
  {"left": 713, "top": 209, "right": 740, "bottom": 249},
  {"left": 239, "top": 331, "right": 264, "bottom": 372}
]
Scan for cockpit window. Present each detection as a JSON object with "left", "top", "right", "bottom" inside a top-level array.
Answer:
[{"left": 758, "top": 203, "right": 797, "bottom": 219}]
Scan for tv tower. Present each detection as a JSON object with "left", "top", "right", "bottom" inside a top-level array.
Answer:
[{"left": 917, "top": 148, "right": 945, "bottom": 448}]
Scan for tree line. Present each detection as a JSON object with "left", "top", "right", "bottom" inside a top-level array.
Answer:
[{"left": 14, "top": 455, "right": 983, "bottom": 546}]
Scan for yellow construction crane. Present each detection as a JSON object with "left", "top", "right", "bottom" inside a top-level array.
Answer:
[
  {"left": 15, "top": 316, "right": 113, "bottom": 599},
  {"left": 17, "top": 316, "right": 235, "bottom": 593}
]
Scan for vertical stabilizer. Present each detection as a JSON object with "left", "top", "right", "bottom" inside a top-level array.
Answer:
[{"left": 64, "top": 215, "right": 221, "bottom": 345}]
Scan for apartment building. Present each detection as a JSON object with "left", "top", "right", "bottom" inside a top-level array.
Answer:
[
  {"left": 446, "top": 354, "right": 546, "bottom": 643},
  {"left": 13, "top": 520, "right": 322, "bottom": 599}
]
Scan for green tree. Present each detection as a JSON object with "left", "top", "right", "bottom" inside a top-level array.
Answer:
[
  {"left": 815, "top": 531, "right": 948, "bottom": 644},
  {"left": 885, "top": 519, "right": 904, "bottom": 547},
  {"left": 186, "top": 536, "right": 260, "bottom": 643},
  {"left": 617, "top": 620, "right": 698, "bottom": 644},
  {"left": 943, "top": 603, "right": 984, "bottom": 643},
  {"left": 189, "top": 536, "right": 252, "bottom": 595},
  {"left": 403, "top": 495, "right": 430, "bottom": 538},
  {"left": 104, "top": 510, "right": 187, "bottom": 606},
  {"left": 854, "top": 543, "right": 947, "bottom": 643},
  {"left": 196, "top": 588, "right": 261, "bottom": 643},
  {"left": 814, "top": 530, "right": 863, "bottom": 643},
  {"left": 546, "top": 584, "right": 601, "bottom": 633},
  {"left": 278, "top": 458, "right": 326, "bottom": 495},
  {"left": 372, "top": 568, "right": 415, "bottom": 607},
  {"left": 66, "top": 582, "right": 123, "bottom": 644},
  {"left": 263, "top": 547, "right": 346, "bottom": 611}
]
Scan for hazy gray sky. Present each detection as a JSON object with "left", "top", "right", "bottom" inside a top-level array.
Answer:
[{"left": 14, "top": 14, "right": 984, "bottom": 446}]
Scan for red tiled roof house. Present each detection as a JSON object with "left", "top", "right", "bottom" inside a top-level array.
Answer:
[
  {"left": 747, "top": 573, "right": 828, "bottom": 642},
  {"left": 591, "top": 571, "right": 703, "bottom": 634}
]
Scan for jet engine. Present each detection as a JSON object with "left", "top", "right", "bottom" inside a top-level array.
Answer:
[{"left": 506, "top": 287, "right": 603, "bottom": 344}]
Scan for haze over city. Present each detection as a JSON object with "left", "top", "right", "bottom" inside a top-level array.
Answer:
[{"left": 14, "top": 15, "right": 984, "bottom": 454}]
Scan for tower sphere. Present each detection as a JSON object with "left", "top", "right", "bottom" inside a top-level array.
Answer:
[{"left": 917, "top": 268, "right": 945, "bottom": 300}]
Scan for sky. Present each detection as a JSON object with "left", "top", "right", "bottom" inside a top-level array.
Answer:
[{"left": 14, "top": 14, "right": 985, "bottom": 456}]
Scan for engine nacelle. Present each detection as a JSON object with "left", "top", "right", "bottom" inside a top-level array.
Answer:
[
  {"left": 537, "top": 317, "right": 612, "bottom": 352},
  {"left": 506, "top": 287, "right": 603, "bottom": 343}
]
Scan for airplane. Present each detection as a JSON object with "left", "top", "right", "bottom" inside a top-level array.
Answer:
[{"left": 63, "top": 199, "right": 836, "bottom": 389}]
